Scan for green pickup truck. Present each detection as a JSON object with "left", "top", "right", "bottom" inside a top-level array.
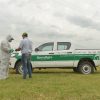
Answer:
[{"left": 11, "top": 42, "right": 100, "bottom": 74}]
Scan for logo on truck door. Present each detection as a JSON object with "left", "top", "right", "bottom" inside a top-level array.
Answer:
[{"left": 37, "top": 56, "right": 53, "bottom": 60}]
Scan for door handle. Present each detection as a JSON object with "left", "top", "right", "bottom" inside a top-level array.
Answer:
[{"left": 49, "top": 53, "right": 54, "bottom": 54}]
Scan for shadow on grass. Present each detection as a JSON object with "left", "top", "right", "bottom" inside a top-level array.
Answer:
[
  {"left": 10, "top": 69, "right": 100, "bottom": 75},
  {"left": 32, "top": 68, "right": 91, "bottom": 75},
  {"left": 32, "top": 68, "right": 78, "bottom": 75},
  {"left": 33, "top": 68, "right": 100, "bottom": 75},
  {"left": 10, "top": 69, "right": 79, "bottom": 75},
  {"left": 93, "top": 71, "right": 100, "bottom": 75},
  {"left": 33, "top": 71, "right": 76, "bottom": 74}
]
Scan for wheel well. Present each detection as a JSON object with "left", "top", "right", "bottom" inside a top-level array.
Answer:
[
  {"left": 14, "top": 59, "right": 33, "bottom": 69},
  {"left": 78, "top": 58, "right": 95, "bottom": 67},
  {"left": 14, "top": 59, "right": 21, "bottom": 69}
]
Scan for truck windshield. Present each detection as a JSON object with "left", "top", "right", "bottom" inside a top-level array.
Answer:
[{"left": 37, "top": 42, "right": 54, "bottom": 51}]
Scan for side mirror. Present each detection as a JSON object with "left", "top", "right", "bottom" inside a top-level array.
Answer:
[{"left": 35, "top": 48, "right": 39, "bottom": 52}]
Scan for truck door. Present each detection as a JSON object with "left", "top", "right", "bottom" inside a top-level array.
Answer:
[
  {"left": 53, "top": 42, "right": 74, "bottom": 67},
  {"left": 31, "top": 42, "right": 56, "bottom": 67}
]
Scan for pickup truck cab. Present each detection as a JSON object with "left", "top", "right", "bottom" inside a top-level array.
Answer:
[{"left": 12, "top": 42, "right": 100, "bottom": 74}]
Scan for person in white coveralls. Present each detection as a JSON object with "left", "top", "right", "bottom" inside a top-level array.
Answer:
[{"left": 0, "top": 35, "right": 14, "bottom": 79}]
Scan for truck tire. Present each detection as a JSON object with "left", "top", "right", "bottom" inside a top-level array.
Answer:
[
  {"left": 15, "top": 61, "right": 32, "bottom": 74},
  {"left": 15, "top": 61, "right": 23, "bottom": 74},
  {"left": 78, "top": 61, "right": 94, "bottom": 74}
]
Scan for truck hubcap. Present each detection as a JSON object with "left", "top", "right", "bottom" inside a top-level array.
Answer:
[
  {"left": 18, "top": 65, "right": 23, "bottom": 74},
  {"left": 82, "top": 65, "right": 91, "bottom": 73}
]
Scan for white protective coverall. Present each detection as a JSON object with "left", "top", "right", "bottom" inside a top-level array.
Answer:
[{"left": 0, "top": 35, "right": 13, "bottom": 79}]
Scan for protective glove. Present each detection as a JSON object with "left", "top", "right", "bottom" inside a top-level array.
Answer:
[{"left": 9, "top": 49, "right": 14, "bottom": 53}]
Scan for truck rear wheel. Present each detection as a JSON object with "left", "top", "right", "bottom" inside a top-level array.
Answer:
[{"left": 78, "top": 61, "right": 94, "bottom": 74}]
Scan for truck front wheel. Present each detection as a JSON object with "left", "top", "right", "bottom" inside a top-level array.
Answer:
[
  {"left": 78, "top": 61, "right": 94, "bottom": 74},
  {"left": 15, "top": 61, "right": 23, "bottom": 74},
  {"left": 15, "top": 61, "right": 32, "bottom": 74}
]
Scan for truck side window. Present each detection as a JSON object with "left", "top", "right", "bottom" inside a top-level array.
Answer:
[
  {"left": 57, "top": 42, "right": 71, "bottom": 50},
  {"left": 38, "top": 42, "right": 54, "bottom": 51}
]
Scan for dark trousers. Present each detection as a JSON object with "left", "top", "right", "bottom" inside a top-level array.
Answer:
[{"left": 21, "top": 53, "right": 32, "bottom": 79}]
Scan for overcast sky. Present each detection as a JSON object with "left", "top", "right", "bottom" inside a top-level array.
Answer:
[{"left": 0, "top": 0, "right": 100, "bottom": 49}]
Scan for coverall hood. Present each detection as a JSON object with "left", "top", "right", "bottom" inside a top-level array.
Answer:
[{"left": 6, "top": 35, "right": 14, "bottom": 42}]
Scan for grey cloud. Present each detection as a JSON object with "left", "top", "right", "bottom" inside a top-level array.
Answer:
[
  {"left": 84, "top": 37, "right": 93, "bottom": 41},
  {"left": 0, "top": 0, "right": 100, "bottom": 49},
  {"left": 67, "top": 15, "right": 100, "bottom": 31},
  {"left": 8, "top": 0, "right": 30, "bottom": 6},
  {"left": 36, "top": 31, "right": 76, "bottom": 39}
]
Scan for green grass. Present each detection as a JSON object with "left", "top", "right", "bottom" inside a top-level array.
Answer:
[{"left": 0, "top": 68, "right": 100, "bottom": 100}]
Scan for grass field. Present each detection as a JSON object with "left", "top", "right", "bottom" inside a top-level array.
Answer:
[{"left": 0, "top": 68, "right": 100, "bottom": 100}]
